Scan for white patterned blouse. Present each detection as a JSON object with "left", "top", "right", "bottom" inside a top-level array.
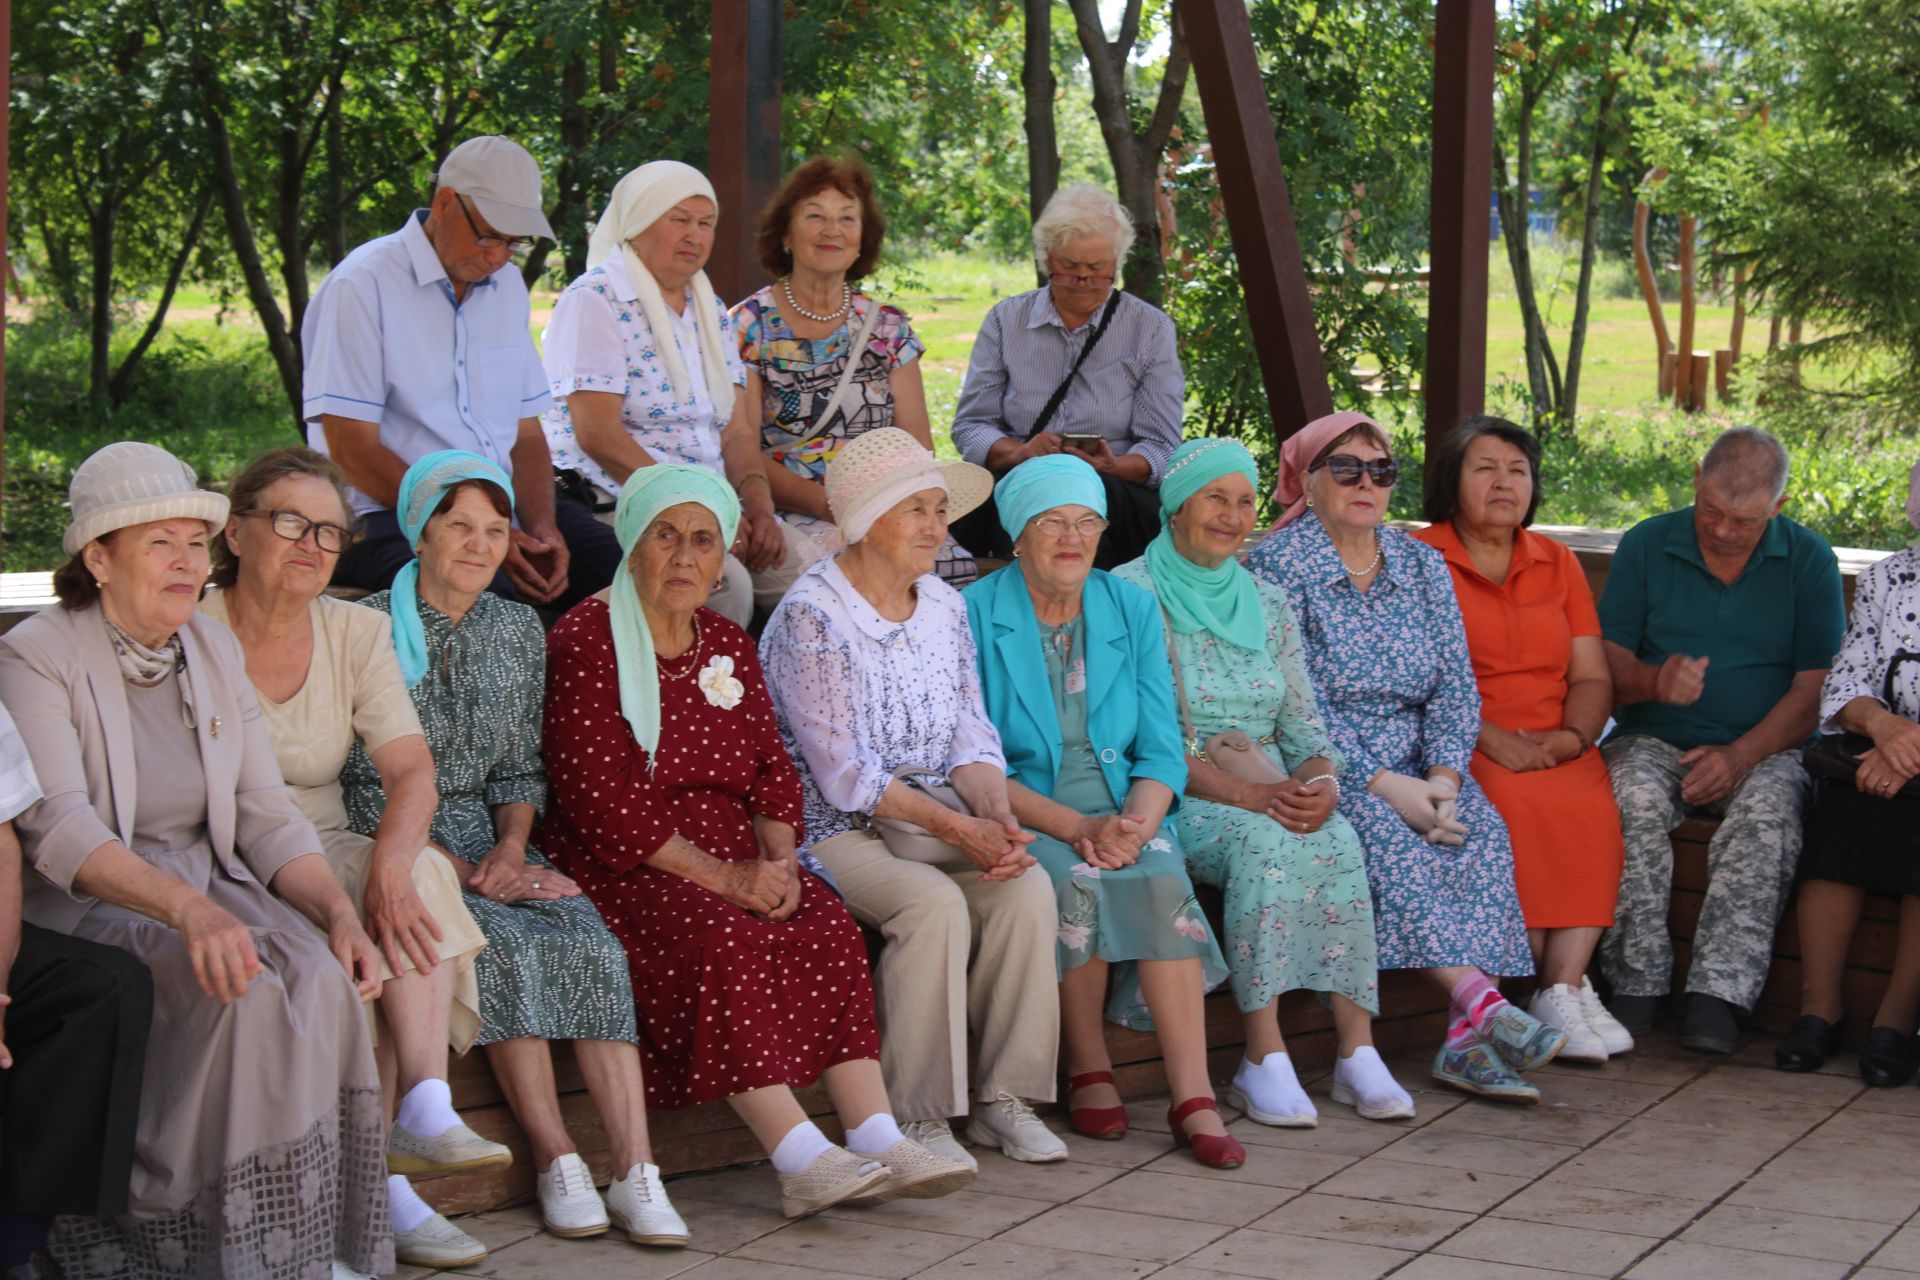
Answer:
[{"left": 1820, "top": 544, "right": 1920, "bottom": 728}]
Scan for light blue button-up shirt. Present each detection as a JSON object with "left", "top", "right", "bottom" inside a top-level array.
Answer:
[{"left": 302, "top": 211, "right": 552, "bottom": 515}]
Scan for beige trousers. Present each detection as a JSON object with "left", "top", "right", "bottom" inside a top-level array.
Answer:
[{"left": 811, "top": 830, "right": 1061, "bottom": 1122}]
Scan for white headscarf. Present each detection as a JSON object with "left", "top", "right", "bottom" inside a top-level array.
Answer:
[{"left": 586, "top": 160, "right": 735, "bottom": 423}]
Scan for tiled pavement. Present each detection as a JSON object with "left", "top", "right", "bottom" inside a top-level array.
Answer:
[{"left": 404, "top": 1026, "right": 1920, "bottom": 1280}]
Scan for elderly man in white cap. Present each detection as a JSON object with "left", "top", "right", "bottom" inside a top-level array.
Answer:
[{"left": 302, "top": 135, "right": 621, "bottom": 611}]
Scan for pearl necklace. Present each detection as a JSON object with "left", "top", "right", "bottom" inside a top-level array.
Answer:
[
  {"left": 1338, "top": 530, "right": 1383, "bottom": 580},
  {"left": 782, "top": 277, "right": 852, "bottom": 323}
]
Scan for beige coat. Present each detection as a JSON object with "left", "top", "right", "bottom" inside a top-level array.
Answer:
[{"left": 0, "top": 603, "right": 321, "bottom": 934}]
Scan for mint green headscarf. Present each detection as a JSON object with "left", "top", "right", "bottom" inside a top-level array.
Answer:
[
  {"left": 610, "top": 465, "right": 742, "bottom": 763},
  {"left": 1144, "top": 438, "right": 1267, "bottom": 652}
]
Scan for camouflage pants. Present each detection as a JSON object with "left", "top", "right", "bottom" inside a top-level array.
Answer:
[{"left": 1598, "top": 735, "right": 1810, "bottom": 1010}]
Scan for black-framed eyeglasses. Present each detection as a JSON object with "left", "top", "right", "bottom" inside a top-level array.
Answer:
[
  {"left": 456, "top": 196, "right": 537, "bottom": 256},
  {"left": 1309, "top": 454, "right": 1399, "bottom": 488},
  {"left": 238, "top": 509, "right": 353, "bottom": 554},
  {"left": 1047, "top": 270, "right": 1116, "bottom": 287}
]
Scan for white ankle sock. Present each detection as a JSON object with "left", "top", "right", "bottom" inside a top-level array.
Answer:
[
  {"left": 387, "top": 1175, "right": 435, "bottom": 1233},
  {"left": 1335, "top": 1045, "right": 1412, "bottom": 1108},
  {"left": 1234, "top": 1051, "right": 1317, "bottom": 1120},
  {"left": 770, "top": 1121, "right": 835, "bottom": 1175},
  {"left": 844, "top": 1112, "right": 907, "bottom": 1156},
  {"left": 395, "top": 1079, "right": 461, "bottom": 1138}
]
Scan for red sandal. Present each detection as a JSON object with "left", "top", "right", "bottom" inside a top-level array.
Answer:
[
  {"left": 1064, "top": 1070, "right": 1129, "bottom": 1140},
  {"left": 1167, "top": 1097, "right": 1245, "bottom": 1169}
]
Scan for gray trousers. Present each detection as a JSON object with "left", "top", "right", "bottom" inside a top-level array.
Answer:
[{"left": 1598, "top": 734, "right": 1810, "bottom": 1010}]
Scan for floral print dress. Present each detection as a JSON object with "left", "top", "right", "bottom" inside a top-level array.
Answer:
[
  {"left": 341, "top": 591, "right": 638, "bottom": 1045},
  {"left": 1245, "top": 520, "right": 1533, "bottom": 976},
  {"left": 1114, "top": 559, "right": 1380, "bottom": 1014}
]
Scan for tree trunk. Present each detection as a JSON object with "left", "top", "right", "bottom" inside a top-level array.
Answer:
[
  {"left": 33, "top": 209, "right": 84, "bottom": 313},
  {"left": 275, "top": 117, "right": 312, "bottom": 360},
  {"left": 86, "top": 194, "right": 117, "bottom": 410},
  {"left": 543, "top": 49, "right": 593, "bottom": 290},
  {"left": 1559, "top": 82, "right": 1625, "bottom": 432},
  {"left": 203, "top": 100, "right": 303, "bottom": 425},
  {"left": 324, "top": 65, "right": 348, "bottom": 267},
  {"left": 1494, "top": 120, "right": 1560, "bottom": 422},
  {"left": 1023, "top": 0, "right": 1061, "bottom": 264},
  {"left": 109, "top": 190, "right": 211, "bottom": 407}
]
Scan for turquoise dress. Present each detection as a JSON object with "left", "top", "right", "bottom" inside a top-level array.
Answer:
[{"left": 1115, "top": 558, "right": 1380, "bottom": 1015}]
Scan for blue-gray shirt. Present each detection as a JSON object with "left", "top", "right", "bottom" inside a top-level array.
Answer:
[{"left": 301, "top": 211, "right": 552, "bottom": 515}]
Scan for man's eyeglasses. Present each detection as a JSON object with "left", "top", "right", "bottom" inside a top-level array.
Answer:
[
  {"left": 1028, "top": 514, "right": 1111, "bottom": 540},
  {"left": 1047, "top": 270, "right": 1116, "bottom": 287},
  {"left": 238, "top": 509, "right": 353, "bottom": 554},
  {"left": 457, "top": 197, "right": 537, "bottom": 256},
  {"left": 1309, "top": 454, "right": 1400, "bottom": 488}
]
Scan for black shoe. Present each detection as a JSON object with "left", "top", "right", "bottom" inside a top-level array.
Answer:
[
  {"left": 1607, "top": 994, "right": 1662, "bottom": 1036},
  {"left": 1680, "top": 993, "right": 1741, "bottom": 1054},
  {"left": 1775, "top": 1014, "right": 1844, "bottom": 1072},
  {"left": 1859, "top": 1026, "right": 1917, "bottom": 1088}
]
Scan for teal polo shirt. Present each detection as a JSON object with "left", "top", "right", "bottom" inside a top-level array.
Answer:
[{"left": 1598, "top": 507, "right": 1844, "bottom": 751}]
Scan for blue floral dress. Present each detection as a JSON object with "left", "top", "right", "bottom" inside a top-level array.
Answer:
[
  {"left": 1114, "top": 559, "right": 1380, "bottom": 1014},
  {"left": 1245, "top": 520, "right": 1532, "bottom": 976}
]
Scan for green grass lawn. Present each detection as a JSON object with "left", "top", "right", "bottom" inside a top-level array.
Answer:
[{"left": 6, "top": 242, "right": 1908, "bottom": 570}]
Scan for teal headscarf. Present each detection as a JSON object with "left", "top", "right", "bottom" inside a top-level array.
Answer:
[
  {"left": 1144, "top": 438, "right": 1267, "bottom": 652},
  {"left": 995, "top": 454, "right": 1107, "bottom": 542},
  {"left": 391, "top": 450, "right": 515, "bottom": 688},
  {"left": 610, "top": 465, "right": 742, "bottom": 764}
]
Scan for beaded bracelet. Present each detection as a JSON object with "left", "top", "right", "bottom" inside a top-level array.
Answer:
[{"left": 1296, "top": 771, "right": 1340, "bottom": 798}]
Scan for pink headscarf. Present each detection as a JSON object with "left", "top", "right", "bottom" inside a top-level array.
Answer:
[{"left": 1269, "top": 410, "right": 1388, "bottom": 530}]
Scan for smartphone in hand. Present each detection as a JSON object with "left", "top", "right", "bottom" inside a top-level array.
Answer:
[{"left": 1061, "top": 433, "right": 1104, "bottom": 456}]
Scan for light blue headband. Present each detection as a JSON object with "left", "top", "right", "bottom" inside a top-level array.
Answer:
[{"left": 390, "top": 450, "right": 514, "bottom": 688}]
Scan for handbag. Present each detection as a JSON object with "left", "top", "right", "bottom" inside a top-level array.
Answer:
[
  {"left": 1160, "top": 608, "right": 1290, "bottom": 786},
  {"left": 870, "top": 764, "right": 978, "bottom": 868},
  {"left": 1803, "top": 649, "right": 1920, "bottom": 799}
]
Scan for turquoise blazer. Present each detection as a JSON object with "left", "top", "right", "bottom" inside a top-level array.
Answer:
[{"left": 962, "top": 564, "right": 1187, "bottom": 811}]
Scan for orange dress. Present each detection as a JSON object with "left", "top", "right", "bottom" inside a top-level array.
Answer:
[{"left": 1412, "top": 522, "right": 1623, "bottom": 928}]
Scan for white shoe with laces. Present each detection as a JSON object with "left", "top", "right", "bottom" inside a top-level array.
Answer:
[
  {"left": 903, "top": 1119, "right": 978, "bottom": 1173},
  {"left": 1528, "top": 983, "right": 1609, "bottom": 1063},
  {"left": 537, "top": 1151, "right": 609, "bottom": 1238},
  {"left": 1578, "top": 976, "right": 1636, "bottom": 1056},
  {"left": 966, "top": 1092, "right": 1069, "bottom": 1163},
  {"left": 607, "top": 1161, "right": 690, "bottom": 1247}
]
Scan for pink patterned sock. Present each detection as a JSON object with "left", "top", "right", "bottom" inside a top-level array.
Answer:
[
  {"left": 1449, "top": 971, "right": 1509, "bottom": 1035},
  {"left": 1444, "top": 1014, "right": 1478, "bottom": 1049}
]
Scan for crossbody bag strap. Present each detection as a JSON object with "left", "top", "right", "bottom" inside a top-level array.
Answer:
[
  {"left": 777, "top": 295, "right": 888, "bottom": 456},
  {"left": 1022, "top": 290, "right": 1122, "bottom": 441}
]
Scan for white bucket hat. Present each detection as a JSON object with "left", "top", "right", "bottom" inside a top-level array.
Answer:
[
  {"left": 435, "top": 136, "right": 556, "bottom": 241},
  {"left": 63, "top": 442, "right": 230, "bottom": 556},
  {"left": 824, "top": 428, "right": 992, "bottom": 546}
]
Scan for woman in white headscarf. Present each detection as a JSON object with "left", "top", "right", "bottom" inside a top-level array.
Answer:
[{"left": 541, "top": 160, "right": 785, "bottom": 625}]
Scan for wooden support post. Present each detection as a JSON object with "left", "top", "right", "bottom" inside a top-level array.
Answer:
[
  {"left": 2, "top": 0, "right": 10, "bottom": 562},
  {"left": 1423, "top": 0, "right": 1497, "bottom": 449},
  {"left": 1184, "top": 0, "right": 1332, "bottom": 445},
  {"left": 708, "top": 0, "right": 783, "bottom": 305}
]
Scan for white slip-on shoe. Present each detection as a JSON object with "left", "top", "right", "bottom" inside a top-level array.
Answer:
[
  {"left": 965, "top": 1092, "right": 1069, "bottom": 1163},
  {"left": 902, "top": 1119, "right": 978, "bottom": 1173},
  {"left": 387, "top": 1120, "right": 513, "bottom": 1177},
  {"left": 536, "top": 1152, "right": 609, "bottom": 1238},
  {"left": 394, "top": 1212, "right": 489, "bottom": 1269},
  {"left": 1228, "top": 1052, "right": 1319, "bottom": 1128},
  {"left": 1529, "top": 983, "right": 1609, "bottom": 1064},
  {"left": 779, "top": 1146, "right": 891, "bottom": 1219},
  {"left": 1329, "top": 1046, "right": 1417, "bottom": 1122},
  {"left": 1578, "top": 976, "right": 1637, "bottom": 1056},
  {"left": 607, "top": 1161, "right": 690, "bottom": 1247}
]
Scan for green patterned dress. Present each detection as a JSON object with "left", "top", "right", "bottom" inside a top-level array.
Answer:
[
  {"left": 1113, "top": 559, "right": 1380, "bottom": 1015},
  {"left": 341, "top": 591, "right": 637, "bottom": 1045}
]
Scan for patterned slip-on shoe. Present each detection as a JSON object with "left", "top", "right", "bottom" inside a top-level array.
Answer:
[
  {"left": 1481, "top": 1003, "right": 1569, "bottom": 1073},
  {"left": 387, "top": 1120, "right": 513, "bottom": 1177},
  {"left": 1432, "top": 1037, "right": 1542, "bottom": 1105},
  {"left": 779, "top": 1147, "right": 892, "bottom": 1219},
  {"left": 843, "top": 1139, "right": 975, "bottom": 1206}
]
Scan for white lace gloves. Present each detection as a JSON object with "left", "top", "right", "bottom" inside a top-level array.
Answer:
[{"left": 1368, "top": 771, "right": 1468, "bottom": 845}]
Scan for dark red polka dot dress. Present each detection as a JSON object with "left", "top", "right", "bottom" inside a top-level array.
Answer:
[{"left": 540, "top": 598, "right": 880, "bottom": 1110}]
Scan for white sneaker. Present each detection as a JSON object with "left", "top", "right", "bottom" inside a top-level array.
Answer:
[
  {"left": 536, "top": 1152, "right": 609, "bottom": 1238},
  {"left": 1529, "top": 983, "right": 1608, "bottom": 1063},
  {"left": 965, "top": 1092, "right": 1069, "bottom": 1163},
  {"left": 903, "top": 1119, "right": 978, "bottom": 1173},
  {"left": 394, "top": 1212, "right": 488, "bottom": 1269},
  {"left": 1228, "top": 1052, "right": 1319, "bottom": 1128},
  {"left": 1329, "top": 1046, "right": 1416, "bottom": 1121},
  {"left": 608, "top": 1161, "right": 690, "bottom": 1247},
  {"left": 1578, "top": 976, "right": 1636, "bottom": 1056}
]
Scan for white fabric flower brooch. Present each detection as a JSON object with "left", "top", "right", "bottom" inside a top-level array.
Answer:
[{"left": 698, "top": 654, "right": 746, "bottom": 709}]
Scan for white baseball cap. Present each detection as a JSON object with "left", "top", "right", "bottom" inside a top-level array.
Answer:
[{"left": 435, "top": 136, "right": 556, "bottom": 241}]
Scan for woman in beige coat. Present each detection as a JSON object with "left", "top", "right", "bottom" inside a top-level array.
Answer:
[{"left": 0, "top": 443, "right": 390, "bottom": 1280}]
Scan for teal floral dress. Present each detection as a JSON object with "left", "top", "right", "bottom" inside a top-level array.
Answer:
[
  {"left": 1114, "top": 560, "right": 1380, "bottom": 1015},
  {"left": 341, "top": 591, "right": 638, "bottom": 1046}
]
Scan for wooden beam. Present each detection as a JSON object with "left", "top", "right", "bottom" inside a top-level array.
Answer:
[
  {"left": 1183, "top": 0, "right": 1332, "bottom": 445},
  {"left": 707, "top": 0, "right": 783, "bottom": 305},
  {"left": 1423, "top": 0, "right": 1496, "bottom": 447},
  {"left": 2, "top": 0, "right": 11, "bottom": 562}
]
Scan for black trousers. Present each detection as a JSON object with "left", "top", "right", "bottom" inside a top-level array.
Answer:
[
  {"left": 334, "top": 483, "right": 622, "bottom": 616},
  {"left": 949, "top": 473, "right": 1162, "bottom": 570},
  {"left": 0, "top": 925, "right": 153, "bottom": 1216}
]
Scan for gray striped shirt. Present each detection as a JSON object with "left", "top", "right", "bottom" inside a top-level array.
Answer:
[
  {"left": 950, "top": 288, "right": 1184, "bottom": 483},
  {"left": 0, "top": 699, "right": 42, "bottom": 825}
]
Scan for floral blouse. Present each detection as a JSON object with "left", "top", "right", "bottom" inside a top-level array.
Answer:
[
  {"left": 731, "top": 288, "right": 924, "bottom": 483},
  {"left": 1820, "top": 544, "right": 1920, "bottom": 729},
  {"left": 759, "top": 557, "right": 1007, "bottom": 853},
  {"left": 541, "top": 255, "right": 747, "bottom": 497},
  {"left": 1244, "top": 518, "right": 1481, "bottom": 782}
]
